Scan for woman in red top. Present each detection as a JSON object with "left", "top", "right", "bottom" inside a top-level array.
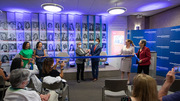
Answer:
[{"left": 136, "top": 39, "right": 151, "bottom": 75}]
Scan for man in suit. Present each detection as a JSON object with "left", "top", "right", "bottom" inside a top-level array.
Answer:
[
  {"left": 90, "top": 38, "right": 102, "bottom": 81},
  {"left": 75, "top": 42, "right": 90, "bottom": 83},
  {"left": 136, "top": 39, "right": 151, "bottom": 75}
]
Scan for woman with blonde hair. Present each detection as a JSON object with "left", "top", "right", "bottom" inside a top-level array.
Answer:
[
  {"left": 121, "top": 74, "right": 158, "bottom": 101},
  {"left": 120, "top": 39, "right": 135, "bottom": 84}
]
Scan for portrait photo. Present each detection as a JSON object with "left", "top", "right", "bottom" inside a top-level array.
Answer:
[
  {"left": 0, "top": 21, "right": 7, "bottom": 30},
  {"left": 25, "top": 32, "right": 31, "bottom": 41},
  {"left": 103, "top": 24, "right": 106, "bottom": 31},
  {"left": 32, "top": 22, "right": 38, "bottom": 30},
  {"left": 1, "top": 43, "right": 8, "bottom": 52},
  {"left": 0, "top": 32, "right": 8, "bottom": 41},
  {"left": 55, "top": 33, "right": 60, "bottom": 40},
  {"left": 62, "top": 43, "right": 67, "bottom": 51},
  {"left": 8, "top": 21, "right": 16, "bottom": 30},
  {"left": 47, "top": 22, "right": 53, "bottom": 30},
  {"left": 69, "top": 44, "right": 75, "bottom": 51},
  {"left": 76, "top": 23, "right": 80, "bottom": 31},
  {"left": 55, "top": 23, "right": 60, "bottom": 31},
  {"left": 8, "top": 43, "right": 17, "bottom": 52},
  {"left": 69, "top": 33, "right": 74, "bottom": 41},
  {"left": 89, "top": 43, "right": 94, "bottom": 49},
  {"left": 96, "top": 33, "right": 100, "bottom": 39},
  {"left": 83, "top": 33, "right": 87, "bottom": 41},
  {"left": 62, "top": 33, "right": 67, "bottom": 41},
  {"left": 62, "top": 23, "right": 67, "bottom": 31},
  {"left": 96, "top": 23, "right": 100, "bottom": 31},
  {"left": 24, "top": 21, "right": 31, "bottom": 30},
  {"left": 8, "top": 32, "right": 16, "bottom": 41},
  {"left": 102, "top": 43, "right": 106, "bottom": 51},
  {"left": 17, "top": 43, "right": 23, "bottom": 50},
  {"left": 42, "top": 43, "right": 47, "bottom": 49},
  {"left": 48, "top": 33, "right": 54, "bottom": 41},
  {"left": 69, "top": 23, "right": 74, "bottom": 31},
  {"left": 40, "top": 33, "right": 47, "bottom": 41},
  {"left": 69, "top": 53, "right": 75, "bottom": 61},
  {"left": 55, "top": 43, "right": 61, "bottom": 51},
  {"left": 83, "top": 43, "right": 87, "bottom": 49},
  {"left": 89, "top": 23, "right": 94, "bottom": 31},
  {"left": 83, "top": 23, "right": 87, "bottom": 31},
  {"left": 48, "top": 43, "right": 54, "bottom": 51},
  {"left": 17, "top": 32, "right": 24, "bottom": 41},
  {"left": 17, "top": 22, "right": 24, "bottom": 30},
  {"left": 76, "top": 33, "right": 81, "bottom": 41},
  {"left": 102, "top": 33, "right": 106, "bottom": 42},
  {"left": 1, "top": 55, "right": 9, "bottom": 63},
  {"left": 9, "top": 54, "right": 16, "bottom": 61},
  {"left": 41, "top": 22, "right": 46, "bottom": 30},
  {"left": 33, "top": 33, "right": 39, "bottom": 41},
  {"left": 89, "top": 33, "right": 94, "bottom": 41}
]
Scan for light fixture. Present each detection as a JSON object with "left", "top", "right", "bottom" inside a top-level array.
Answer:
[
  {"left": 41, "top": 3, "right": 64, "bottom": 12},
  {"left": 107, "top": 7, "right": 126, "bottom": 14}
]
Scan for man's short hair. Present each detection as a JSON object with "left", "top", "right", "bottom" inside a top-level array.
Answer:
[
  {"left": 140, "top": 39, "right": 147, "bottom": 46},
  {"left": 96, "top": 38, "right": 100, "bottom": 43}
]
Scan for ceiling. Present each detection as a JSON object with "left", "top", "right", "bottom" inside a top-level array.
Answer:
[{"left": 0, "top": 0, "right": 180, "bottom": 16}]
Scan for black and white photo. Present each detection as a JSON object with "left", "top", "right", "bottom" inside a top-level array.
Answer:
[
  {"left": 1, "top": 55, "right": 9, "bottom": 63},
  {"left": 32, "top": 22, "right": 38, "bottom": 30},
  {"left": 76, "top": 23, "right": 80, "bottom": 31},
  {"left": 48, "top": 33, "right": 54, "bottom": 41},
  {"left": 96, "top": 33, "right": 100, "bottom": 39},
  {"left": 96, "top": 23, "right": 100, "bottom": 31},
  {"left": 55, "top": 23, "right": 60, "bottom": 31},
  {"left": 1, "top": 43, "right": 8, "bottom": 52},
  {"left": 25, "top": 32, "right": 31, "bottom": 41},
  {"left": 62, "top": 43, "right": 67, "bottom": 51},
  {"left": 17, "top": 43, "right": 23, "bottom": 50},
  {"left": 17, "top": 22, "right": 24, "bottom": 30},
  {"left": 69, "top": 44, "right": 75, "bottom": 51},
  {"left": 69, "top": 23, "right": 74, "bottom": 31},
  {"left": 33, "top": 33, "right": 39, "bottom": 41},
  {"left": 89, "top": 23, "right": 94, "bottom": 31},
  {"left": 8, "top": 43, "right": 16, "bottom": 52},
  {"left": 24, "top": 21, "right": 30, "bottom": 30},
  {"left": 62, "top": 23, "right": 67, "bottom": 31},
  {"left": 9, "top": 54, "right": 15, "bottom": 61},
  {"left": 76, "top": 33, "right": 81, "bottom": 41},
  {"left": 55, "top": 43, "right": 61, "bottom": 51},
  {"left": 17, "top": 32, "right": 24, "bottom": 41},
  {"left": 89, "top": 33, "right": 94, "bottom": 41},
  {"left": 102, "top": 43, "right": 106, "bottom": 51},
  {"left": 41, "top": 22, "right": 46, "bottom": 30},
  {"left": 0, "top": 32, "right": 8, "bottom": 41},
  {"left": 83, "top": 33, "right": 87, "bottom": 40},
  {"left": 102, "top": 33, "right": 106, "bottom": 42},
  {"left": 8, "top": 21, "right": 16, "bottom": 30},
  {"left": 8, "top": 33, "right": 16, "bottom": 41},
  {"left": 69, "top": 53, "right": 75, "bottom": 61},
  {"left": 62, "top": 33, "right": 67, "bottom": 41},
  {"left": 103, "top": 24, "right": 106, "bottom": 31},
  {"left": 83, "top": 43, "right": 87, "bottom": 49},
  {"left": 55, "top": 33, "right": 60, "bottom": 40},
  {"left": 89, "top": 43, "right": 94, "bottom": 49},
  {"left": 0, "top": 21, "right": 7, "bottom": 30},
  {"left": 40, "top": 33, "right": 47, "bottom": 41},
  {"left": 48, "top": 43, "right": 54, "bottom": 51},
  {"left": 83, "top": 23, "right": 87, "bottom": 31},
  {"left": 69, "top": 33, "right": 74, "bottom": 41},
  {"left": 47, "top": 22, "right": 53, "bottom": 30},
  {"left": 42, "top": 43, "right": 47, "bottom": 49}
]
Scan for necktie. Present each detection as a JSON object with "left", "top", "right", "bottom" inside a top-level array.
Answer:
[{"left": 94, "top": 45, "right": 97, "bottom": 51}]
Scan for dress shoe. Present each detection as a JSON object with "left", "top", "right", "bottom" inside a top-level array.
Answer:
[{"left": 77, "top": 80, "right": 80, "bottom": 83}]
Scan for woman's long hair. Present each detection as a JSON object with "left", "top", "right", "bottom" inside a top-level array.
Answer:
[
  {"left": 132, "top": 74, "right": 158, "bottom": 101},
  {"left": 127, "top": 39, "right": 135, "bottom": 46},
  {"left": 42, "top": 58, "right": 54, "bottom": 74},
  {"left": 10, "top": 58, "right": 22, "bottom": 72}
]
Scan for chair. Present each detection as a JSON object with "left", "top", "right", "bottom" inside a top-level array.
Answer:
[
  {"left": 102, "top": 79, "right": 130, "bottom": 101},
  {"left": 57, "top": 52, "right": 70, "bottom": 63},
  {"left": 0, "top": 76, "right": 7, "bottom": 101},
  {"left": 41, "top": 80, "right": 70, "bottom": 101},
  {"left": 100, "top": 52, "right": 107, "bottom": 68},
  {"left": 169, "top": 79, "right": 180, "bottom": 92}
]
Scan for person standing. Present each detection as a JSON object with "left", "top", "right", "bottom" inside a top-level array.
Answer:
[
  {"left": 19, "top": 42, "right": 34, "bottom": 68},
  {"left": 136, "top": 39, "right": 151, "bottom": 75},
  {"left": 34, "top": 42, "right": 46, "bottom": 78},
  {"left": 120, "top": 39, "right": 135, "bottom": 84},
  {"left": 75, "top": 42, "right": 90, "bottom": 83},
  {"left": 90, "top": 38, "right": 102, "bottom": 81}
]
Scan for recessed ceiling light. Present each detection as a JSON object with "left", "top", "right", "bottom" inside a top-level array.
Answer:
[
  {"left": 107, "top": 7, "right": 126, "bottom": 14},
  {"left": 41, "top": 3, "right": 64, "bottom": 12}
]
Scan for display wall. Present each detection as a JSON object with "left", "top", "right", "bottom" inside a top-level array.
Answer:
[
  {"left": 0, "top": 12, "right": 108, "bottom": 67},
  {"left": 128, "top": 25, "right": 180, "bottom": 77}
]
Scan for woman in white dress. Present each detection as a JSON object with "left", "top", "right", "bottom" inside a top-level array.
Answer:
[{"left": 120, "top": 39, "right": 135, "bottom": 84}]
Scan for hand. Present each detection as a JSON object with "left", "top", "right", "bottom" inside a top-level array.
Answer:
[
  {"left": 165, "top": 68, "right": 175, "bottom": 85},
  {"left": 31, "top": 59, "right": 35, "bottom": 64},
  {"left": 60, "top": 61, "right": 65, "bottom": 67},
  {"left": 138, "top": 60, "right": 142, "bottom": 63},
  {"left": 40, "top": 94, "right": 50, "bottom": 101},
  {"left": 89, "top": 54, "right": 92, "bottom": 56}
]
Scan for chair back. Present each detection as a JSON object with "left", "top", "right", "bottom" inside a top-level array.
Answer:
[
  {"left": 105, "top": 79, "right": 128, "bottom": 92},
  {"left": 169, "top": 79, "right": 180, "bottom": 92},
  {"left": 57, "top": 52, "right": 70, "bottom": 63},
  {"left": 42, "top": 81, "right": 63, "bottom": 90},
  {"left": 100, "top": 52, "right": 107, "bottom": 62}
]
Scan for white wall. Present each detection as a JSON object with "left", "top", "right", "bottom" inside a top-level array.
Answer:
[{"left": 107, "top": 15, "right": 127, "bottom": 69}]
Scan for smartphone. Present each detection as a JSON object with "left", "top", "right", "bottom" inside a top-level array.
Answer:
[
  {"left": 174, "top": 66, "right": 180, "bottom": 73},
  {"left": 59, "top": 60, "right": 63, "bottom": 64}
]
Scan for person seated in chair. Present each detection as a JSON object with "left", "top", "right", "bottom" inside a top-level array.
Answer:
[
  {"left": 0, "top": 60, "right": 10, "bottom": 86},
  {"left": 4, "top": 69, "right": 50, "bottom": 101},
  {"left": 121, "top": 74, "right": 158, "bottom": 101}
]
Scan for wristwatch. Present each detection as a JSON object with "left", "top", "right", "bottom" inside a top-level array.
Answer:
[{"left": 61, "top": 68, "right": 64, "bottom": 70}]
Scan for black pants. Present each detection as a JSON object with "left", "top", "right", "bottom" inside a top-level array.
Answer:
[
  {"left": 77, "top": 62, "right": 85, "bottom": 81},
  {"left": 137, "top": 65, "right": 150, "bottom": 75},
  {"left": 91, "top": 61, "right": 99, "bottom": 79},
  {"left": 36, "top": 62, "right": 43, "bottom": 78}
]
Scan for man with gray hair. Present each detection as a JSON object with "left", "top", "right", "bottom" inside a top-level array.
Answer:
[{"left": 4, "top": 69, "right": 50, "bottom": 101}]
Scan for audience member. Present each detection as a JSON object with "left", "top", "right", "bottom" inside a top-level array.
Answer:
[
  {"left": 0, "top": 60, "right": 10, "bottom": 86},
  {"left": 158, "top": 68, "right": 180, "bottom": 101},
  {"left": 4, "top": 69, "right": 50, "bottom": 101}
]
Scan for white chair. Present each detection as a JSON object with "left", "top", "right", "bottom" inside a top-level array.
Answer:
[{"left": 100, "top": 52, "right": 107, "bottom": 67}]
